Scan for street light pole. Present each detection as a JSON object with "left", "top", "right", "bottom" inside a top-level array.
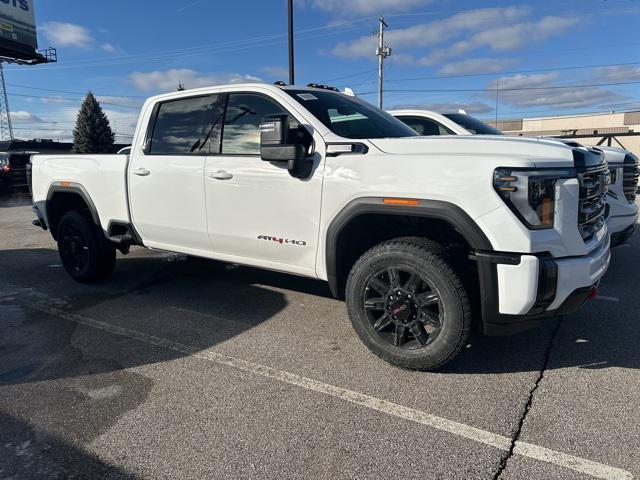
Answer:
[
  {"left": 288, "top": 0, "right": 295, "bottom": 85},
  {"left": 376, "top": 17, "right": 391, "bottom": 109}
]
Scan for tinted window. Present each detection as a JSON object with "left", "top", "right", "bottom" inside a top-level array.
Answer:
[
  {"left": 285, "top": 89, "right": 417, "bottom": 139},
  {"left": 149, "top": 94, "right": 223, "bottom": 155},
  {"left": 396, "top": 116, "right": 454, "bottom": 136},
  {"left": 442, "top": 114, "right": 503, "bottom": 135},
  {"left": 222, "top": 94, "right": 286, "bottom": 155}
]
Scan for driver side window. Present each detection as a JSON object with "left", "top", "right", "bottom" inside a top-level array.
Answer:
[{"left": 222, "top": 94, "right": 287, "bottom": 155}]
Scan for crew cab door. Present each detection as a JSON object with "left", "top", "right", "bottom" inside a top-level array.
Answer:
[
  {"left": 204, "top": 92, "right": 323, "bottom": 276},
  {"left": 128, "top": 94, "right": 224, "bottom": 252}
]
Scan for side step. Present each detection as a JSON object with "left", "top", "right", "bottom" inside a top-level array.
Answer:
[{"left": 108, "top": 233, "right": 134, "bottom": 246}]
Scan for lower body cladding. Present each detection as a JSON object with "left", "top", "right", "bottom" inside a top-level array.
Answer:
[
  {"left": 476, "top": 236, "right": 611, "bottom": 335},
  {"left": 607, "top": 212, "right": 638, "bottom": 248}
]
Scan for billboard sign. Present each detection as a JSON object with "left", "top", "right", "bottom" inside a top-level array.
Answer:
[{"left": 0, "top": 0, "right": 38, "bottom": 59}]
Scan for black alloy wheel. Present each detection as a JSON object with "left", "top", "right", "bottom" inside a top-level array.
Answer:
[
  {"left": 59, "top": 221, "right": 90, "bottom": 274},
  {"left": 363, "top": 266, "right": 442, "bottom": 350}
]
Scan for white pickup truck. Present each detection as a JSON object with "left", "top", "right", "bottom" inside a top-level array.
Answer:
[
  {"left": 390, "top": 109, "right": 639, "bottom": 247},
  {"left": 30, "top": 83, "right": 611, "bottom": 370}
]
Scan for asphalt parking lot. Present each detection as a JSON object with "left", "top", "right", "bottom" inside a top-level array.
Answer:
[{"left": 1, "top": 192, "right": 638, "bottom": 480}]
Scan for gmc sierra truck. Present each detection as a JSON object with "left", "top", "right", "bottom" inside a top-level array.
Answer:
[
  {"left": 30, "top": 83, "right": 611, "bottom": 370},
  {"left": 390, "top": 109, "right": 639, "bottom": 247}
]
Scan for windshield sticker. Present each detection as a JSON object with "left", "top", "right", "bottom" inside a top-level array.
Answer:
[{"left": 297, "top": 93, "right": 318, "bottom": 101}]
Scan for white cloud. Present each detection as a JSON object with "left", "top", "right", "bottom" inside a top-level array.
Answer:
[
  {"left": 596, "top": 66, "right": 640, "bottom": 82},
  {"left": 487, "top": 73, "right": 625, "bottom": 109},
  {"left": 11, "top": 111, "right": 44, "bottom": 122},
  {"left": 438, "top": 58, "right": 517, "bottom": 76},
  {"left": 331, "top": 6, "right": 531, "bottom": 59},
  {"left": 261, "top": 66, "right": 289, "bottom": 79},
  {"left": 40, "top": 96, "right": 76, "bottom": 105},
  {"left": 41, "top": 22, "right": 94, "bottom": 49},
  {"left": 304, "top": 0, "right": 432, "bottom": 15},
  {"left": 100, "top": 42, "right": 125, "bottom": 55},
  {"left": 129, "top": 69, "right": 262, "bottom": 92},
  {"left": 95, "top": 95, "right": 143, "bottom": 109},
  {"left": 419, "top": 15, "right": 579, "bottom": 65},
  {"left": 390, "top": 101, "right": 493, "bottom": 114}
]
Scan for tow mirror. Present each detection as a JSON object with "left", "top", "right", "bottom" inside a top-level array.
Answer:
[{"left": 260, "top": 114, "right": 310, "bottom": 178}]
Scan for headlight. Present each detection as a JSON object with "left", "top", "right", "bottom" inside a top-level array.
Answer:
[{"left": 494, "top": 168, "right": 574, "bottom": 230}]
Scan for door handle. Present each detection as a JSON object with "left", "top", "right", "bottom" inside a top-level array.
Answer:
[
  {"left": 133, "top": 167, "right": 150, "bottom": 176},
  {"left": 208, "top": 170, "right": 233, "bottom": 180}
]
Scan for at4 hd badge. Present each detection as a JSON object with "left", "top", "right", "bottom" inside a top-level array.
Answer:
[{"left": 258, "top": 235, "right": 307, "bottom": 246}]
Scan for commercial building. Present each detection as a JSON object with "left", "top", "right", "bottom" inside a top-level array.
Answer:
[{"left": 488, "top": 110, "right": 640, "bottom": 157}]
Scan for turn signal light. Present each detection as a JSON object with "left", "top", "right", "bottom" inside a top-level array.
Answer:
[{"left": 383, "top": 198, "right": 420, "bottom": 206}]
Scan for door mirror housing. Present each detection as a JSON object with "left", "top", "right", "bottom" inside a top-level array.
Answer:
[{"left": 260, "top": 114, "right": 311, "bottom": 178}]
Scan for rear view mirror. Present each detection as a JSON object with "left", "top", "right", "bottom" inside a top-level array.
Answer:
[{"left": 260, "top": 114, "right": 311, "bottom": 178}]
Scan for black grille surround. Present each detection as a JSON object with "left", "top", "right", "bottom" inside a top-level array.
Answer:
[
  {"left": 623, "top": 154, "right": 639, "bottom": 203},
  {"left": 577, "top": 161, "right": 609, "bottom": 242}
]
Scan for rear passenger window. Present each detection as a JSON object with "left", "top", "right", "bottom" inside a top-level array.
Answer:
[
  {"left": 149, "top": 94, "right": 223, "bottom": 155},
  {"left": 222, "top": 94, "right": 287, "bottom": 155}
]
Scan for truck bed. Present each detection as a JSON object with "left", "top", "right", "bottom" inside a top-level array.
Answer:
[{"left": 30, "top": 154, "right": 130, "bottom": 232}]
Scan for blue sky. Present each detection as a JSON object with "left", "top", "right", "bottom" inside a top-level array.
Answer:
[{"left": 4, "top": 0, "right": 640, "bottom": 142}]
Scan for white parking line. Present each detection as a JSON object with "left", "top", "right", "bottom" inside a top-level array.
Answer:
[{"left": 26, "top": 302, "right": 633, "bottom": 480}]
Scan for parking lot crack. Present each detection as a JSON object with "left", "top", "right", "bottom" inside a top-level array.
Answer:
[{"left": 492, "top": 317, "right": 562, "bottom": 480}]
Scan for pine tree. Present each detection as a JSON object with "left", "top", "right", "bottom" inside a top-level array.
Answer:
[{"left": 72, "top": 92, "right": 115, "bottom": 153}]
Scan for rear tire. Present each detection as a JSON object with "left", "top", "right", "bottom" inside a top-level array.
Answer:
[
  {"left": 57, "top": 210, "right": 116, "bottom": 283},
  {"left": 345, "top": 238, "right": 471, "bottom": 371}
]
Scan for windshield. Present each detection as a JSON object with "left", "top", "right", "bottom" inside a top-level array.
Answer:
[
  {"left": 442, "top": 113, "right": 503, "bottom": 135},
  {"left": 285, "top": 89, "right": 418, "bottom": 139}
]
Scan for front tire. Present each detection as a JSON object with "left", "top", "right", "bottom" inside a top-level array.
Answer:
[
  {"left": 345, "top": 238, "right": 471, "bottom": 371},
  {"left": 57, "top": 210, "right": 116, "bottom": 283}
]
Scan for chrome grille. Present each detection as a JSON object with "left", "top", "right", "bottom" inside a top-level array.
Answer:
[
  {"left": 577, "top": 163, "right": 608, "bottom": 241},
  {"left": 623, "top": 154, "right": 639, "bottom": 203}
]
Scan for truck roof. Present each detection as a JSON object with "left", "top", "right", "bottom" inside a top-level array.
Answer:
[{"left": 144, "top": 82, "right": 342, "bottom": 104}]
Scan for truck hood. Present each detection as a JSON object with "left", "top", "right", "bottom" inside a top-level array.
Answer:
[
  {"left": 368, "top": 135, "right": 577, "bottom": 168},
  {"left": 591, "top": 145, "right": 627, "bottom": 164}
]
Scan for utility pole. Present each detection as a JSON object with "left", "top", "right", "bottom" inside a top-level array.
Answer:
[
  {"left": 0, "top": 63, "right": 14, "bottom": 141},
  {"left": 376, "top": 16, "right": 391, "bottom": 109},
  {"left": 288, "top": 0, "right": 295, "bottom": 85},
  {"left": 495, "top": 79, "right": 499, "bottom": 127}
]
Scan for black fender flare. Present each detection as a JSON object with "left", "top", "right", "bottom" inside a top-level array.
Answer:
[
  {"left": 324, "top": 197, "right": 494, "bottom": 298},
  {"left": 45, "top": 181, "right": 102, "bottom": 237}
]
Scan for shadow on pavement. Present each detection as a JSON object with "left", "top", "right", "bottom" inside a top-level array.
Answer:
[{"left": 0, "top": 411, "right": 140, "bottom": 479}]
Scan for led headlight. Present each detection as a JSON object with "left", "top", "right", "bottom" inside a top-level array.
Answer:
[{"left": 494, "top": 168, "right": 574, "bottom": 230}]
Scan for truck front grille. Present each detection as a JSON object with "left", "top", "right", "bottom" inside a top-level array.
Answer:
[
  {"left": 623, "top": 154, "right": 639, "bottom": 203},
  {"left": 577, "top": 163, "right": 608, "bottom": 241}
]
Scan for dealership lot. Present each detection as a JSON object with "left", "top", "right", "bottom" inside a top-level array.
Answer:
[{"left": 1, "top": 193, "right": 638, "bottom": 480}]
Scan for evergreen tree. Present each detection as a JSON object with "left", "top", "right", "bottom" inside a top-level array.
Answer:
[{"left": 72, "top": 92, "right": 115, "bottom": 153}]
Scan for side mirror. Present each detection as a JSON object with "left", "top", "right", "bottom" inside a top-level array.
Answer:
[{"left": 260, "top": 114, "right": 311, "bottom": 178}]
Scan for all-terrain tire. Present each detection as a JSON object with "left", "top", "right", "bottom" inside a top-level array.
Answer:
[
  {"left": 345, "top": 238, "right": 471, "bottom": 371},
  {"left": 57, "top": 210, "right": 116, "bottom": 283}
]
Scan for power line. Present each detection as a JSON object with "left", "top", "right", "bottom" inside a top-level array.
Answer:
[
  {"left": 6, "top": 83, "right": 146, "bottom": 98},
  {"left": 7, "top": 92, "right": 142, "bottom": 109},
  {"left": 357, "top": 79, "right": 640, "bottom": 95},
  {"left": 338, "top": 60, "right": 640, "bottom": 89}
]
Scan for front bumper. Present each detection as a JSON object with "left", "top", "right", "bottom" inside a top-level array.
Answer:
[
  {"left": 477, "top": 235, "right": 611, "bottom": 336},
  {"left": 611, "top": 224, "right": 636, "bottom": 248}
]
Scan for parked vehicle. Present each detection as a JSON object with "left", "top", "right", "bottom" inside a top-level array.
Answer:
[
  {"left": 30, "top": 83, "right": 611, "bottom": 370},
  {"left": 0, "top": 150, "right": 37, "bottom": 194},
  {"left": 390, "top": 109, "right": 639, "bottom": 247},
  {"left": 0, "top": 153, "right": 10, "bottom": 193}
]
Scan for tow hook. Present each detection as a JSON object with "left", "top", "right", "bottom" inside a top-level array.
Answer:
[{"left": 587, "top": 285, "right": 599, "bottom": 301}]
